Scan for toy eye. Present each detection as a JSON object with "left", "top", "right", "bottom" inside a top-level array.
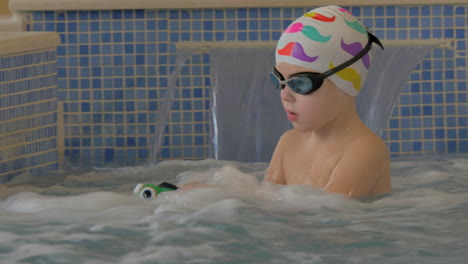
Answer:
[{"left": 140, "top": 187, "right": 156, "bottom": 199}]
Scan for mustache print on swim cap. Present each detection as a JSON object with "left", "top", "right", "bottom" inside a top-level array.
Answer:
[{"left": 275, "top": 5, "right": 373, "bottom": 96}]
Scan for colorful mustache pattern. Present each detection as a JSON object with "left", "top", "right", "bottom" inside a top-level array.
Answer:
[
  {"left": 344, "top": 19, "right": 367, "bottom": 34},
  {"left": 304, "top": 12, "right": 336, "bottom": 22},
  {"left": 284, "top": 23, "right": 331, "bottom": 43},
  {"left": 341, "top": 39, "right": 370, "bottom": 69},
  {"left": 277, "top": 42, "right": 319, "bottom": 63},
  {"left": 329, "top": 61, "right": 362, "bottom": 91}
]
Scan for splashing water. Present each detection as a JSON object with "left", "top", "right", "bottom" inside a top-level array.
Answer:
[{"left": 1, "top": 155, "right": 468, "bottom": 264}]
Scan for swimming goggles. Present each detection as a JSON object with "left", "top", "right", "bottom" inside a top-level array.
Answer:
[{"left": 269, "top": 32, "right": 384, "bottom": 95}]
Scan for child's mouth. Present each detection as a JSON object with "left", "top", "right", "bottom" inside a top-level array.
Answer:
[{"left": 287, "top": 111, "right": 298, "bottom": 121}]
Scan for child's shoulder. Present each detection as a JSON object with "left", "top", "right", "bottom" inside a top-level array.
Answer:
[
  {"left": 278, "top": 129, "right": 302, "bottom": 145},
  {"left": 347, "top": 129, "right": 389, "bottom": 160},
  {"left": 358, "top": 129, "right": 388, "bottom": 148},
  {"left": 273, "top": 129, "right": 303, "bottom": 154},
  {"left": 280, "top": 129, "right": 301, "bottom": 139}
]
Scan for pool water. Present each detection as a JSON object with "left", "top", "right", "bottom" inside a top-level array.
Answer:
[{"left": 1, "top": 156, "right": 467, "bottom": 264}]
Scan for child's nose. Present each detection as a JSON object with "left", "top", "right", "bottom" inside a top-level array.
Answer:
[{"left": 280, "top": 86, "right": 295, "bottom": 102}]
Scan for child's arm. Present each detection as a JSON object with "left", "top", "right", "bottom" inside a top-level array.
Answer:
[
  {"left": 324, "top": 138, "right": 391, "bottom": 198},
  {"left": 263, "top": 132, "right": 289, "bottom": 185}
]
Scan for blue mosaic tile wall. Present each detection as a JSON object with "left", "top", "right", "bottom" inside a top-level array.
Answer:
[
  {"left": 27, "top": 5, "right": 468, "bottom": 166},
  {"left": 0, "top": 50, "right": 59, "bottom": 183}
]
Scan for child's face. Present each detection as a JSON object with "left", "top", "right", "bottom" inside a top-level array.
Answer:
[{"left": 275, "top": 62, "right": 349, "bottom": 132}]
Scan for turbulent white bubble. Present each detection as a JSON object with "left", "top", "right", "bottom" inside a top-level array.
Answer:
[
  {"left": 0, "top": 157, "right": 467, "bottom": 263},
  {"left": 1, "top": 191, "right": 144, "bottom": 213}
]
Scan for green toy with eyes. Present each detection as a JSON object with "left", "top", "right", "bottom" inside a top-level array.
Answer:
[{"left": 133, "top": 182, "right": 179, "bottom": 199}]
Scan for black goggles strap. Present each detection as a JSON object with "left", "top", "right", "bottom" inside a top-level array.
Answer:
[
  {"left": 272, "top": 32, "right": 383, "bottom": 86},
  {"left": 319, "top": 31, "right": 384, "bottom": 79}
]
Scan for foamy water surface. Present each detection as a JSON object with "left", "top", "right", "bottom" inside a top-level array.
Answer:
[{"left": 1, "top": 156, "right": 467, "bottom": 264}]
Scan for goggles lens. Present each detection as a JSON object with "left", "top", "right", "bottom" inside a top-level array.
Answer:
[{"left": 269, "top": 70, "right": 324, "bottom": 95}]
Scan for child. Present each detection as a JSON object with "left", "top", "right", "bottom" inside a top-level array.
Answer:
[
  {"left": 264, "top": 5, "right": 391, "bottom": 198},
  {"left": 136, "top": 5, "right": 391, "bottom": 200}
]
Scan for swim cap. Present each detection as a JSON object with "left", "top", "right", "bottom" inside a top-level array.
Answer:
[{"left": 275, "top": 5, "right": 372, "bottom": 96}]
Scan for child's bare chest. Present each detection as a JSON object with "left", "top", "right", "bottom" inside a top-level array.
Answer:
[{"left": 282, "top": 147, "right": 343, "bottom": 187}]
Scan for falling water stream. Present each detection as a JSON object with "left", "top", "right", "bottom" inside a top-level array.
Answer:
[
  {"left": 151, "top": 40, "right": 448, "bottom": 163},
  {"left": 149, "top": 44, "right": 208, "bottom": 163}
]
